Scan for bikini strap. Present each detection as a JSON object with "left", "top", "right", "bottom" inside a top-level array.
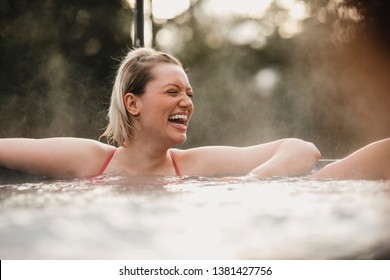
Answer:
[
  {"left": 169, "top": 150, "right": 182, "bottom": 176},
  {"left": 97, "top": 149, "right": 116, "bottom": 176}
]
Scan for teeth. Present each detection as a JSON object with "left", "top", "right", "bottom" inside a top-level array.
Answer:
[{"left": 169, "top": 114, "right": 187, "bottom": 120}]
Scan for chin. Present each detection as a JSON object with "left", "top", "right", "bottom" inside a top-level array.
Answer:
[{"left": 172, "top": 135, "right": 187, "bottom": 146}]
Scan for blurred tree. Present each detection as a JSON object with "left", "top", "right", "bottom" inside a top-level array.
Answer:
[{"left": 0, "top": 0, "right": 133, "bottom": 138}]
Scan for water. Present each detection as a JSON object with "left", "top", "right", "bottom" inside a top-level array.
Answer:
[{"left": 0, "top": 176, "right": 389, "bottom": 259}]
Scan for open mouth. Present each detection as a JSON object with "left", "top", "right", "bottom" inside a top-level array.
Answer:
[{"left": 168, "top": 113, "right": 188, "bottom": 129}]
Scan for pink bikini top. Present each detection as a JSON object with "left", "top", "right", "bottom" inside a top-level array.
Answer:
[
  {"left": 97, "top": 149, "right": 116, "bottom": 176},
  {"left": 169, "top": 150, "right": 182, "bottom": 176},
  {"left": 97, "top": 149, "right": 182, "bottom": 176}
]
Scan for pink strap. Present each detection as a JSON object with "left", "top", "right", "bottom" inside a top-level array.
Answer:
[
  {"left": 97, "top": 149, "right": 116, "bottom": 175},
  {"left": 169, "top": 150, "right": 182, "bottom": 176}
]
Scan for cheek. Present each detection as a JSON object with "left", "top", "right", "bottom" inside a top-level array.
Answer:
[
  {"left": 141, "top": 107, "right": 168, "bottom": 128},
  {"left": 189, "top": 106, "right": 194, "bottom": 119}
]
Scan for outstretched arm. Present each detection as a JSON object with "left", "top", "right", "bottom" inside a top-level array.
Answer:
[
  {"left": 179, "top": 138, "right": 321, "bottom": 177},
  {"left": 309, "top": 138, "right": 390, "bottom": 180},
  {"left": 0, "top": 137, "right": 113, "bottom": 178}
]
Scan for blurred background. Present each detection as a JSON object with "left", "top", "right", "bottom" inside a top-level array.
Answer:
[{"left": 0, "top": 0, "right": 389, "bottom": 158}]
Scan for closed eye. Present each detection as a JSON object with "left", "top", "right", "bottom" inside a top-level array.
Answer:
[
  {"left": 167, "top": 89, "right": 178, "bottom": 95},
  {"left": 166, "top": 89, "right": 193, "bottom": 99}
]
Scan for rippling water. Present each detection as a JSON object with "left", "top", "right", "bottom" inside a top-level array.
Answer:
[{"left": 0, "top": 176, "right": 389, "bottom": 259}]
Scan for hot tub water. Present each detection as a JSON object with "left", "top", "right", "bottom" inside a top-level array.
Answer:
[{"left": 1, "top": 176, "right": 389, "bottom": 259}]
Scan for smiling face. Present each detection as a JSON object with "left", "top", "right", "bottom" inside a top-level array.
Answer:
[{"left": 130, "top": 63, "right": 194, "bottom": 148}]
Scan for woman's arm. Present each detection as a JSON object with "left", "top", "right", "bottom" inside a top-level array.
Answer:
[
  {"left": 309, "top": 138, "right": 390, "bottom": 180},
  {"left": 247, "top": 138, "right": 321, "bottom": 177},
  {"left": 179, "top": 138, "right": 321, "bottom": 177},
  {"left": 0, "top": 137, "right": 113, "bottom": 178}
]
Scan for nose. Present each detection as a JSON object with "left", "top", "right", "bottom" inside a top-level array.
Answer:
[{"left": 179, "top": 93, "right": 193, "bottom": 109}]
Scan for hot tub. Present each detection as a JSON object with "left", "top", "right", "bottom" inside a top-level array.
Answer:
[{"left": 1, "top": 173, "right": 389, "bottom": 259}]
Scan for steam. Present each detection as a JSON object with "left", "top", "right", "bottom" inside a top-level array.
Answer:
[
  {"left": 2, "top": 0, "right": 389, "bottom": 160},
  {"left": 0, "top": 3, "right": 116, "bottom": 140},
  {"left": 176, "top": 1, "right": 390, "bottom": 158},
  {"left": 1, "top": 48, "right": 106, "bottom": 139}
]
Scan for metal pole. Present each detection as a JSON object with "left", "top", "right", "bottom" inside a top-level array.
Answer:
[{"left": 134, "top": 0, "right": 144, "bottom": 47}]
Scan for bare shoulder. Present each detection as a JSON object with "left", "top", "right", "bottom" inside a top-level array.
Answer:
[
  {"left": 171, "top": 146, "right": 260, "bottom": 176},
  {"left": 48, "top": 137, "right": 115, "bottom": 177}
]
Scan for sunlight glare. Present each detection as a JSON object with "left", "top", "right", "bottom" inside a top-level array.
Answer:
[
  {"left": 228, "top": 21, "right": 263, "bottom": 45},
  {"left": 275, "top": 0, "right": 309, "bottom": 38},
  {"left": 289, "top": 1, "right": 309, "bottom": 20},
  {"left": 254, "top": 68, "right": 280, "bottom": 97},
  {"left": 156, "top": 24, "right": 184, "bottom": 53},
  {"left": 202, "top": 0, "right": 273, "bottom": 19},
  {"left": 277, "top": 0, "right": 295, "bottom": 9},
  {"left": 278, "top": 19, "right": 302, "bottom": 38},
  {"left": 152, "top": 0, "right": 191, "bottom": 20}
]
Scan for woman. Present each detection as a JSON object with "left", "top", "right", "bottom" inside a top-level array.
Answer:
[{"left": 0, "top": 48, "right": 320, "bottom": 178}]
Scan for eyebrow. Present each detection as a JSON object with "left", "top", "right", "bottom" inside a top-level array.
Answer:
[{"left": 164, "top": 83, "right": 192, "bottom": 91}]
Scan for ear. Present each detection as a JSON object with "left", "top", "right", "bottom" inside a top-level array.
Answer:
[{"left": 124, "top": 93, "right": 140, "bottom": 116}]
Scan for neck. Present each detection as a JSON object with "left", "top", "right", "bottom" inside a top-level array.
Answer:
[{"left": 118, "top": 139, "right": 173, "bottom": 175}]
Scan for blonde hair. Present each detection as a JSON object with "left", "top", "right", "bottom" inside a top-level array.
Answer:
[{"left": 101, "top": 48, "right": 182, "bottom": 146}]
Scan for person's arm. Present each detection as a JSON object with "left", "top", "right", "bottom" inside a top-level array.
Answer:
[
  {"left": 179, "top": 138, "right": 321, "bottom": 177},
  {"left": 309, "top": 138, "right": 390, "bottom": 180},
  {"left": 247, "top": 138, "right": 321, "bottom": 177},
  {"left": 0, "top": 137, "right": 112, "bottom": 178}
]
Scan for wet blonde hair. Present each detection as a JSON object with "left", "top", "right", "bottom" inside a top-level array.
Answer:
[{"left": 101, "top": 48, "right": 182, "bottom": 146}]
